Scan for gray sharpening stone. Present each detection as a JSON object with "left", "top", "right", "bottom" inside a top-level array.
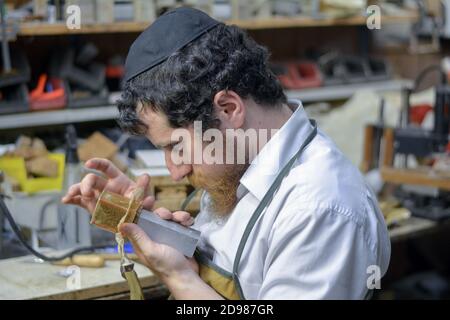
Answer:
[{"left": 136, "top": 210, "right": 201, "bottom": 257}]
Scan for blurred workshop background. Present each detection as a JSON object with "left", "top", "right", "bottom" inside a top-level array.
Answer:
[{"left": 0, "top": 0, "right": 449, "bottom": 300}]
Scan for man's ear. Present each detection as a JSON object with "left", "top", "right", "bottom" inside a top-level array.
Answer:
[{"left": 213, "top": 90, "right": 246, "bottom": 129}]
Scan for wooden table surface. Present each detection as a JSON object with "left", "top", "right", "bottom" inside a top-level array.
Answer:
[
  {"left": 0, "top": 217, "right": 444, "bottom": 300},
  {"left": 0, "top": 254, "right": 159, "bottom": 300}
]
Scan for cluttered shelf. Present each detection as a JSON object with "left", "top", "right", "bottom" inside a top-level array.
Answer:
[
  {"left": 18, "top": 13, "right": 419, "bottom": 36},
  {"left": 227, "top": 12, "right": 419, "bottom": 30},
  {"left": 381, "top": 167, "right": 450, "bottom": 192},
  {"left": 0, "top": 79, "right": 413, "bottom": 130},
  {"left": 286, "top": 79, "right": 413, "bottom": 103},
  {"left": 18, "top": 20, "right": 149, "bottom": 36},
  {"left": 0, "top": 105, "right": 119, "bottom": 130}
]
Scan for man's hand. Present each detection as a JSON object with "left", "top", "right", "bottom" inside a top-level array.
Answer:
[
  {"left": 119, "top": 222, "right": 198, "bottom": 278},
  {"left": 61, "top": 158, "right": 155, "bottom": 213},
  {"left": 121, "top": 206, "right": 198, "bottom": 275},
  {"left": 153, "top": 207, "right": 195, "bottom": 227},
  {"left": 120, "top": 206, "right": 201, "bottom": 295},
  {"left": 61, "top": 157, "right": 198, "bottom": 280},
  {"left": 61, "top": 159, "right": 220, "bottom": 298},
  {"left": 120, "top": 220, "right": 222, "bottom": 299}
]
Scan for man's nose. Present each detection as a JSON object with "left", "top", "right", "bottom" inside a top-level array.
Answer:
[{"left": 165, "top": 150, "right": 192, "bottom": 181}]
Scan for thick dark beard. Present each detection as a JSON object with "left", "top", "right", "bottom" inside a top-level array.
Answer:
[{"left": 188, "top": 163, "right": 249, "bottom": 216}]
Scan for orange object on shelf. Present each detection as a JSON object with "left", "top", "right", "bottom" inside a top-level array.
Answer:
[
  {"left": 29, "top": 74, "right": 67, "bottom": 111},
  {"left": 106, "top": 65, "right": 124, "bottom": 78},
  {"left": 277, "top": 62, "right": 323, "bottom": 89}
]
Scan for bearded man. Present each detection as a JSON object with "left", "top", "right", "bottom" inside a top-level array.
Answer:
[{"left": 62, "top": 7, "right": 390, "bottom": 300}]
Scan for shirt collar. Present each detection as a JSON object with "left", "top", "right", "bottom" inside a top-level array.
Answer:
[{"left": 239, "top": 99, "right": 315, "bottom": 201}]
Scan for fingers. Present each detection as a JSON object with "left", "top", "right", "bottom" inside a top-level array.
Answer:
[
  {"left": 153, "top": 207, "right": 172, "bottom": 220},
  {"left": 61, "top": 174, "right": 106, "bottom": 212},
  {"left": 61, "top": 195, "right": 94, "bottom": 212},
  {"left": 142, "top": 195, "right": 155, "bottom": 211},
  {"left": 62, "top": 183, "right": 81, "bottom": 203},
  {"left": 62, "top": 191, "right": 81, "bottom": 206},
  {"left": 153, "top": 207, "right": 194, "bottom": 226},
  {"left": 85, "top": 158, "right": 122, "bottom": 179},
  {"left": 172, "top": 211, "right": 195, "bottom": 226},
  {"left": 79, "top": 173, "right": 107, "bottom": 198},
  {"left": 119, "top": 223, "right": 155, "bottom": 258}
]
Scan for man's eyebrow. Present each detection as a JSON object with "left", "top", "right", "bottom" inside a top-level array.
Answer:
[{"left": 154, "top": 138, "right": 182, "bottom": 149}]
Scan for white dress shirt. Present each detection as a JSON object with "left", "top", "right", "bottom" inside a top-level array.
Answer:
[{"left": 193, "top": 100, "right": 391, "bottom": 299}]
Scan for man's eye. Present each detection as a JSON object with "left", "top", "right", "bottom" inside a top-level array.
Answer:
[
  {"left": 166, "top": 143, "right": 177, "bottom": 150},
  {"left": 172, "top": 140, "right": 183, "bottom": 147}
]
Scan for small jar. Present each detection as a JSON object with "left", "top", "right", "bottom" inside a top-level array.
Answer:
[{"left": 91, "top": 190, "right": 142, "bottom": 233}]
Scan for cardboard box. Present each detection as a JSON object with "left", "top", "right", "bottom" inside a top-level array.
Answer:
[
  {"left": 78, "top": 131, "right": 128, "bottom": 172},
  {"left": 78, "top": 132, "right": 118, "bottom": 161},
  {"left": 0, "top": 154, "right": 65, "bottom": 193},
  {"left": 26, "top": 156, "right": 59, "bottom": 178}
]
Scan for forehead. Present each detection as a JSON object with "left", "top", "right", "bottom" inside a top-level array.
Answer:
[{"left": 137, "top": 103, "right": 174, "bottom": 144}]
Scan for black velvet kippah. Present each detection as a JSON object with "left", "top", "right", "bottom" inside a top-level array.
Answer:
[{"left": 124, "top": 7, "right": 220, "bottom": 82}]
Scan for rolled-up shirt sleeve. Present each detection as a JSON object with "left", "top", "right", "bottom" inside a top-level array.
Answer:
[{"left": 258, "top": 205, "right": 379, "bottom": 299}]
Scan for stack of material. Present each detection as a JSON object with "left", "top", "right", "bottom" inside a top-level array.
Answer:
[
  {"left": 0, "top": 136, "right": 64, "bottom": 193},
  {"left": 9, "top": 136, "right": 58, "bottom": 179}
]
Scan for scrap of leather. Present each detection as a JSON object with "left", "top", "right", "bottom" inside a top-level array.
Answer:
[
  {"left": 116, "top": 188, "right": 145, "bottom": 300},
  {"left": 122, "top": 265, "right": 145, "bottom": 300}
]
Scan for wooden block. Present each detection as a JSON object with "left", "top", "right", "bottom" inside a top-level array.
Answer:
[
  {"left": 31, "top": 138, "right": 48, "bottom": 158},
  {"left": 14, "top": 136, "right": 33, "bottom": 159},
  {"left": 14, "top": 147, "right": 33, "bottom": 160},
  {"left": 16, "top": 136, "right": 33, "bottom": 148},
  {"left": 381, "top": 167, "right": 450, "bottom": 191},
  {"left": 14, "top": 136, "right": 49, "bottom": 159},
  {"left": 382, "top": 128, "right": 395, "bottom": 167},
  {"left": 361, "top": 125, "right": 374, "bottom": 173},
  {"left": 78, "top": 132, "right": 118, "bottom": 162},
  {"left": 25, "top": 156, "right": 59, "bottom": 177}
]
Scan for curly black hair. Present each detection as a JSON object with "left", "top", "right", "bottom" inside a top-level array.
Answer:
[{"left": 117, "top": 23, "right": 287, "bottom": 135}]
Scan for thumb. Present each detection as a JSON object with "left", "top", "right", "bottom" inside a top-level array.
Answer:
[{"left": 119, "top": 223, "right": 155, "bottom": 254}]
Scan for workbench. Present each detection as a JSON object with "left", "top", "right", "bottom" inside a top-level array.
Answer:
[
  {"left": 0, "top": 216, "right": 445, "bottom": 300},
  {"left": 0, "top": 254, "right": 164, "bottom": 300},
  {"left": 389, "top": 216, "right": 439, "bottom": 243}
]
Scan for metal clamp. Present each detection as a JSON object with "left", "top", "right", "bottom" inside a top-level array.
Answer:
[{"left": 120, "top": 261, "right": 135, "bottom": 279}]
